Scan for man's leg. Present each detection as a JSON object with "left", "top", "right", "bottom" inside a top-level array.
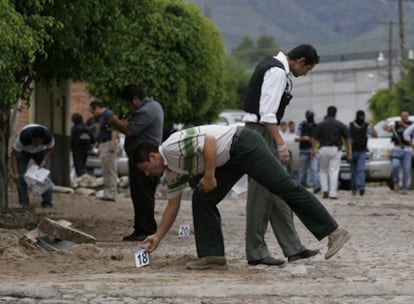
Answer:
[
  {"left": 192, "top": 166, "right": 243, "bottom": 257},
  {"left": 401, "top": 151, "right": 412, "bottom": 190},
  {"left": 328, "top": 148, "right": 341, "bottom": 198},
  {"left": 318, "top": 148, "right": 329, "bottom": 196},
  {"left": 99, "top": 142, "right": 118, "bottom": 199},
  {"left": 124, "top": 158, "right": 158, "bottom": 240},
  {"left": 230, "top": 129, "right": 339, "bottom": 240},
  {"left": 356, "top": 151, "right": 367, "bottom": 191},
  {"left": 17, "top": 153, "right": 30, "bottom": 205},
  {"left": 310, "top": 153, "right": 321, "bottom": 191}
]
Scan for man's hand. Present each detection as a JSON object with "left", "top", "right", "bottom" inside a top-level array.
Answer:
[
  {"left": 198, "top": 175, "right": 217, "bottom": 192},
  {"left": 143, "top": 234, "right": 161, "bottom": 253},
  {"left": 278, "top": 145, "right": 290, "bottom": 165},
  {"left": 39, "top": 160, "right": 47, "bottom": 168}
]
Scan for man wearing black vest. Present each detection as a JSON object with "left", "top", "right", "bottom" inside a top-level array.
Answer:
[
  {"left": 242, "top": 44, "right": 320, "bottom": 265},
  {"left": 295, "top": 110, "right": 320, "bottom": 193},
  {"left": 349, "top": 110, "right": 377, "bottom": 196}
]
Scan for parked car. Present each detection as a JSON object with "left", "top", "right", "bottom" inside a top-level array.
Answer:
[
  {"left": 85, "top": 133, "right": 129, "bottom": 176},
  {"left": 365, "top": 115, "right": 414, "bottom": 182}
]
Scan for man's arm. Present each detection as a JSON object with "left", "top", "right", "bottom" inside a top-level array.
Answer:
[
  {"left": 39, "top": 148, "right": 53, "bottom": 168},
  {"left": 198, "top": 135, "right": 217, "bottom": 192},
  {"left": 108, "top": 115, "right": 135, "bottom": 136},
  {"left": 403, "top": 124, "right": 414, "bottom": 147},
  {"left": 143, "top": 194, "right": 182, "bottom": 252}
]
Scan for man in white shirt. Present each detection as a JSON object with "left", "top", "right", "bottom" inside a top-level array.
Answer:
[
  {"left": 133, "top": 125, "right": 351, "bottom": 270},
  {"left": 242, "top": 44, "right": 320, "bottom": 265}
]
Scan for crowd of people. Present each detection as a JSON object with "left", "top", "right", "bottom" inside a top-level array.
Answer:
[{"left": 14, "top": 43, "right": 414, "bottom": 270}]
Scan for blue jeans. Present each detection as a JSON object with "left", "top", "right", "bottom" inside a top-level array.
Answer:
[
  {"left": 297, "top": 151, "right": 320, "bottom": 190},
  {"left": 351, "top": 150, "right": 367, "bottom": 193},
  {"left": 17, "top": 151, "right": 52, "bottom": 204},
  {"left": 391, "top": 149, "right": 412, "bottom": 190}
]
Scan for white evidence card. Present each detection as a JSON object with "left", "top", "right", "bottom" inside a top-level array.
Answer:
[
  {"left": 178, "top": 224, "right": 190, "bottom": 237},
  {"left": 134, "top": 249, "right": 150, "bottom": 268}
]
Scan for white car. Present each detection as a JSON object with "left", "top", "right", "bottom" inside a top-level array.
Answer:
[{"left": 366, "top": 115, "right": 414, "bottom": 183}]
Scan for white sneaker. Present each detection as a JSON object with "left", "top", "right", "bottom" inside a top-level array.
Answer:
[
  {"left": 185, "top": 256, "right": 227, "bottom": 270},
  {"left": 325, "top": 228, "right": 351, "bottom": 259}
]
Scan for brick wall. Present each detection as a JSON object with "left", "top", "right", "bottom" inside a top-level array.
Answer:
[{"left": 70, "top": 82, "right": 93, "bottom": 124}]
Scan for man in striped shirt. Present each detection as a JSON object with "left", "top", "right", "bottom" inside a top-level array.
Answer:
[{"left": 133, "top": 125, "right": 351, "bottom": 269}]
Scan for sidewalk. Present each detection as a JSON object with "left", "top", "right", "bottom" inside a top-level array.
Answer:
[{"left": 0, "top": 185, "right": 413, "bottom": 303}]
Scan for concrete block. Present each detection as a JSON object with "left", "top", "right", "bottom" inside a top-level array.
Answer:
[{"left": 38, "top": 217, "right": 96, "bottom": 244}]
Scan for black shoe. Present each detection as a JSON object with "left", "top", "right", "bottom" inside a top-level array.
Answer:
[
  {"left": 329, "top": 197, "right": 337, "bottom": 200},
  {"left": 248, "top": 256, "right": 285, "bottom": 266},
  {"left": 41, "top": 201, "right": 53, "bottom": 208},
  {"left": 313, "top": 188, "right": 321, "bottom": 194},
  {"left": 323, "top": 192, "right": 328, "bottom": 198},
  {"left": 123, "top": 232, "right": 149, "bottom": 242},
  {"left": 99, "top": 196, "right": 115, "bottom": 202},
  {"left": 288, "top": 249, "right": 320, "bottom": 262},
  {"left": 359, "top": 189, "right": 365, "bottom": 196}
]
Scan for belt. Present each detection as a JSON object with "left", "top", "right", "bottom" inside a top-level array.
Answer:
[{"left": 230, "top": 126, "right": 243, "bottom": 155}]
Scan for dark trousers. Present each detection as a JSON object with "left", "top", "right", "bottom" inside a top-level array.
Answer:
[
  {"left": 128, "top": 158, "right": 158, "bottom": 235},
  {"left": 192, "top": 128, "right": 338, "bottom": 257},
  {"left": 72, "top": 150, "right": 88, "bottom": 177},
  {"left": 17, "top": 151, "right": 52, "bottom": 204}
]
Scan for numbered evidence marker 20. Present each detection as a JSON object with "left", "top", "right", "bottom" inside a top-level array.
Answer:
[
  {"left": 178, "top": 224, "right": 190, "bottom": 237},
  {"left": 134, "top": 249, "right": 150, "bottom": 268}
]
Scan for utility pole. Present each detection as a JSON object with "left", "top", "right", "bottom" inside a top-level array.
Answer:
[
  {"left": 387, "top": 21, "right": 394, "bottom": 88},
  {"left": 398, "top": 0, "right": 405, "bottom": 62}
]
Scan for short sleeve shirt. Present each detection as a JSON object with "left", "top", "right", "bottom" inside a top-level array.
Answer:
[
  {"left": 13, "top": 124, "right": 55, "bottom": 153},
  {"left": 161, "top": 125, "right": 237, "bottom": 199}
]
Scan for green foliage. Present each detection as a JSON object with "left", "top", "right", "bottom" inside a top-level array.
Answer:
[
  {"left": 87, "top": 0, "right": 226, "bottom": 127},
  {"left": 231, "top": 35, "right": 280, "bottom": 67},
  {"left": 221, "top": 56, "right": 250, "bottom": 109},
  {"left": 0, "top": 0, "right": 53, "bottom": 110},
  {"left": 368, "top": 61, "right": 414, "bottom": 122}
]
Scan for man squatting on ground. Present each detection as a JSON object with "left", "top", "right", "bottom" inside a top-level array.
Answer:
[{"left": 134, "top": 125, "right": 351, "bottom": 270}]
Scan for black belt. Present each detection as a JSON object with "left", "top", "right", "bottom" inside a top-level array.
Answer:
[{"left": 230, "top": 126, "right": 243, "bottom": 155}]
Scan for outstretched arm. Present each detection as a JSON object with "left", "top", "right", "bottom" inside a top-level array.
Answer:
[{"left": 143, "top": 194, "right": 182, "bottom": 252}]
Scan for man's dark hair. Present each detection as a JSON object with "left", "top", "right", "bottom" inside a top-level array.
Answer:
[
  {"left": 327, "top": 105, "right": 337, "bottom": 117},
  {"left": 120, "top": 85, "right": 146, "bottom": 103},
  {"left": 90, "top": 100, "right": 104, "bottom": 110},
  {"left": 71, "top": 113, "right": 83, "bottom": 125},
  {"left": 132, "top": 142, "right": 159, "bottom": 165},
  {"left": 287, "top": 44, "right": 320, "bottom": 65},
  {"left": 31, "top": 126, "right": 47, "bottom": 139}
]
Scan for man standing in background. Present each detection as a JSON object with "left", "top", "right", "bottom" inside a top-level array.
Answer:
[
  {"left": 242, "top": 44, "right": 320, "bottom": 266},
  {"left": 383, "top": 110, "right": 412, "bottom": 194},
  {"left": 295, "top": 110, "right": 320, "bottom": 194},
  {"left": 109, "top": 84, "right": 164, "bottom": 242},
  {"left": 349, "top": 110, "right": 377, "bottom": 196},
  {"left": 312, "top": 106, "right": 351, "bottom": 199},
  {"left": 89, "top": 101, "right": 119, "bottom": 202}
]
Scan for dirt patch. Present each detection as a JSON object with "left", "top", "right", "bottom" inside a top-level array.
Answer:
[{"left": 0, "top": 186, "right": 413, "bottom": 303}]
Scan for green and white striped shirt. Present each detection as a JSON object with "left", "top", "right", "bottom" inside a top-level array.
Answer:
[{"left": 160, "top": 125, "right": 238, "bottom": 199}]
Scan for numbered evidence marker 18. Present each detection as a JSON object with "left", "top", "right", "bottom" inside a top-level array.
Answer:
[
  {"left": 178, "top": 224, "right": 190, "bottom": 237},
  {"left": 134, "top": 249, "right": 150, "bottom": 268}
]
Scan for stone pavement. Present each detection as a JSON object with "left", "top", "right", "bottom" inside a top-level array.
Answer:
[{"left": 0, "top": 185, "right": 413, "bottom": 303}]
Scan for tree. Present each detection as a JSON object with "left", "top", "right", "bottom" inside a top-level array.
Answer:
[
  {"left": 0, "top": 0, "right": 55, "bottom": 208},
  {"left": 87, "top": 0, "right": 226, "bottom": 129},
  {"left": 0, "top": 0, "right": 226, "bottom": 207},
  {"left": 231, "top": 35, "right": 280, "bottom": 67},
  {"left": 368, "top": 60, "right": 414, "bottom": 121}
]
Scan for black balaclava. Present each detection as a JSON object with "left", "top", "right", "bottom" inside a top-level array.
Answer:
[
  {"left": 355, "top": 110, "right": 365, "bottom": 125},
  {"left": 305, "top": 110, "right": 315, "bottom": 123}
]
